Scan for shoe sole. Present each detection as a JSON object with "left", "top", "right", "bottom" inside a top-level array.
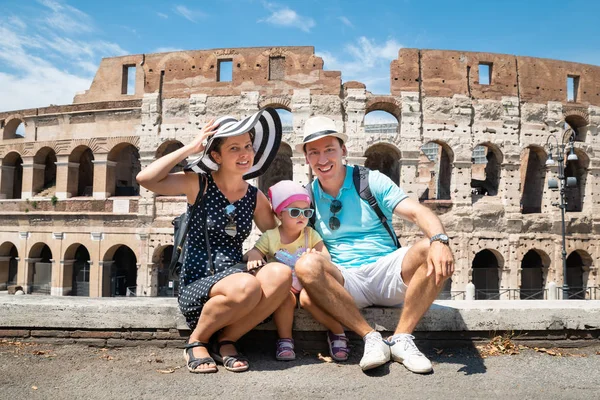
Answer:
[
  {"left": 359, "top": 354, "right": 390, "bottom": 371},
  {"left": 391, "top": 354, "right": 432, "bottom": 374}
]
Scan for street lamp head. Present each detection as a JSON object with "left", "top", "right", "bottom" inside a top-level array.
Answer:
[
  {"left": 548, "top": 177, "right": 559, "bottom": 190},
  {"left": 567, "top": 147, "right": 579, "bottom": 161},
  {"left": 545, "top": 153, "right": 555, "bottom": 166}
]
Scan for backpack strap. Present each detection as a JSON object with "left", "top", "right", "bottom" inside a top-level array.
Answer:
[
  {"left": 169, "top": 173, "right": 207, "bottom": 276},
  {"left": 305, "top": 182, "right": 316, "bottom": 228},
  {"left": 352, "top": 165, "right": 400, "bottom": 248}
]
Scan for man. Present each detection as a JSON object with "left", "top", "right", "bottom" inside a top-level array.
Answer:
[{"left": 295, "top": 116, "right": 454, "bottom": 373}]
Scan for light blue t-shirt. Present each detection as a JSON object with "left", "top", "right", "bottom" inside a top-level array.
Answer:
[{"left": 311, "top": 165, "right": 408, "bottom": 268}]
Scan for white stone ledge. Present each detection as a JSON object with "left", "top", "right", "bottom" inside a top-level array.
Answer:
[{"left": 1, "top": 297, "right": 599, "bottom": 332}]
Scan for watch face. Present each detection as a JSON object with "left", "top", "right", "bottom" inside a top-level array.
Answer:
[{"left": 439, "top": 234, "right": 449, "bottom": 241}]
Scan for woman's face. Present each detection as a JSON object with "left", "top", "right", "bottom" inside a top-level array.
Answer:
[{"left": 211, "top": 132, "right": 254, "bottom": 175}]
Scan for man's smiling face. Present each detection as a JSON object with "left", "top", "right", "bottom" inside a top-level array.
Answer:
[{"left": 304, "top": 136, "right": 347, "bottom": 183}]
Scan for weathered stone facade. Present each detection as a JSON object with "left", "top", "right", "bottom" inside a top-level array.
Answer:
[{"left": 0, "top": 46, "right": 598, "bottom": 299}]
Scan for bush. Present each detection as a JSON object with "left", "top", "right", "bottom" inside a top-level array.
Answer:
[{"left": 51, "top": 195, "right": 58, "bottom": 206}]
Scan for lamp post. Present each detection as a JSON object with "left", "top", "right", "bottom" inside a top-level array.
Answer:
[{"left": 544, "top": 128, "right": 578, "bottom": 300}]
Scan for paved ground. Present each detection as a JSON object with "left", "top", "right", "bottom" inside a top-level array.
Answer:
[{"left": 1, "top": 339, "right": 599, "bottom": 399}]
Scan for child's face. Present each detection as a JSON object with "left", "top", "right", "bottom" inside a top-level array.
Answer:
[{"left": 278, "top": 200, "right": 311, "bottom": 231}]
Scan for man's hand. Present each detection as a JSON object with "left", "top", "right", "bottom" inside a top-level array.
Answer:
[{"left": 426, "top": 241, "right": 454, "bottom": 286}]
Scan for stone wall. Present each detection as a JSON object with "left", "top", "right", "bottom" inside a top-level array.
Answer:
[{"left": 0, "top": 46, "right": 598, "bottom": 298}]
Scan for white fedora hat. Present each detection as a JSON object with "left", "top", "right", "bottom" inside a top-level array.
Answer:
[
  {"left": 295, "top": 116, "right": 348, "bottom": 153},
  {"left": 185, "top": 107, "right": 282, "bottom": 180}
]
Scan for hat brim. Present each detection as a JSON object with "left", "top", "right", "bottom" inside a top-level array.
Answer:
[
  {"left": 295, "top": 131, "right": 348, "bottom": 153},
  {"left": 184, "top": 107, "right": 282, "bottom": 180}
]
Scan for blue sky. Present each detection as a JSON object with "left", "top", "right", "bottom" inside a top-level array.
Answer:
[{"left": 1, "top": 0, "right": 599, "bottom": 113}]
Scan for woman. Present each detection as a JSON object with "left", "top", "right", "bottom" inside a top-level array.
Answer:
[{"left": 136, "top": 108, "right": 291, "bottom": 373}]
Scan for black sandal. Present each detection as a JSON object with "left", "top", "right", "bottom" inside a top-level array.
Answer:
[
  {"left": 212, "top": 340, "right": 250, "bottom": 372},
  {"left": 183, "top": 341, "right": 218, "bottom": 374}
]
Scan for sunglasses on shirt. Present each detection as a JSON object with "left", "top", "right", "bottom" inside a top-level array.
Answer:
[{"left": 329, "top": 199, "right": 342, "bottom": 231}]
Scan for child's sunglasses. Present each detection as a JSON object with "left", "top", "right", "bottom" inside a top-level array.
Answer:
[{"left": 283, "top": 207, "right": 314, "bottom": 219}]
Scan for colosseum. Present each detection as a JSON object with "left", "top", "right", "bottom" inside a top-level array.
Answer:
[{"left": 0, "top": 46, "right": 598, "bottom": 300}]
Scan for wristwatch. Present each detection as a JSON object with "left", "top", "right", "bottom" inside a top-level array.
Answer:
[{"left": 430, "top": 233, "right": 449, "bottom": 245}]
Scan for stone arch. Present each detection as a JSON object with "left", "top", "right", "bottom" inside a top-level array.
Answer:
[
  {"left": 520, "top": 145, "right": 547, "bottom": 214},
  {"left": 471, "top": 142, "right": 503, "bottom": 197},
  {"left": 33, "top": 146, "right": 57, "bottom": 196},
  {"left": 258, "top": 142, "right": 293, "bottom": 194},
  {"left": 152, "top": 244, "right": 178, "bottom": 297},
  {"left": 419, "top": 141, "right": 453, "bottom": 201},
  {"left": 2, "top": 116, "right": 26, "bottom": 140},
  {"left": 108, "top": 143, "right": 141, "bottom": 196},
  {"left": 520, "top": 249, "right": 550, "bottom": 299},
  {"left": 63, "top": 243, "right": 91, "bottom": 297},
  {"left": 258, "top": 96, "right": 291, "bottom": 111},
  {"left": 68, "top": 145, "right": 94, "bottom": 197},
  {"left": 565, "top": 148, "right": 589, "bottom": 212},
  {"left": 156, "top": 140, "right": 185, "bottom": 174},
  {"left": 472, "top": 249, "right": 503, "bottom": 300},
  {"left": 28, "top": 242, "right": 53, "bottom": 294},
  {"left": 563, "top": 111, "right": 589, "bottom": 138},
  {"left": 156, "top": 52, "right": 196, "bottom": 73},
  {"left": 0, "top": 151, "right": 23, "bottom": 199},
  {"left": 0, "top": 241, "right": 19, "bottom": 290},
  {"left": 364, "top": 142, "right": 401, "bottom": 185},
  {"left": 103, "top": 244, "right": 138, "bottom": 297},
  {"left": 565, "top": 249, "right": 593, "bottom": 299},
  {"left": 365, "top": 97, "right": 401, "bottom": 120}
]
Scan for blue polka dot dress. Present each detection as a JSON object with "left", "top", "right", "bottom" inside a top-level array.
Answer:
[{"left": 178, "top": 173, "right": 257, "bottom": 330}]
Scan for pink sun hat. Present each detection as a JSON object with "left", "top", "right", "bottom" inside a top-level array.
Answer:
[{"left": 268, "top": 180, "right": 311, "bottom": 214}]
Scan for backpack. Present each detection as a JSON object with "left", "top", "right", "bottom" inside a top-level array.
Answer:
[
  {"left": 169, "top": 173, "right": 207, "bottom": 276},
  {"left": 306, "top": 165, "right": 400, "bottom": 248}
]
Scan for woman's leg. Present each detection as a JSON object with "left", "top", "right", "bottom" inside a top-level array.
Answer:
[
  {"left": 273, "top": 291, "right": 297, "bottom": 339},
  {"left": 187, "top": 273, "right": 262, "bottom": 370},
  {"left": 218, "top": 263, "right": 292, "bottom": 358}
]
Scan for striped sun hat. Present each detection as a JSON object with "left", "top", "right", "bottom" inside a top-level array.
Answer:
[{"left": 184, "top": 107, "right": 282, "bottom": 180}]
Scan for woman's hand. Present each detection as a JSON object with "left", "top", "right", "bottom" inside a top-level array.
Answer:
[{"left": 186, "top": 119, "right": 219, "bottom": 155}]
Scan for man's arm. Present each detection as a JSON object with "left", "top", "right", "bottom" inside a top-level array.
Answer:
[{"left": 393, "top": 198, "right": 454, "bottom": 284}]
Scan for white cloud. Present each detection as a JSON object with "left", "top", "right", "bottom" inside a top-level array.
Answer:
[
  {"left": 0, "top": 3, "right": 127, "bottom": 112},
  {"left": 152, "top": 47, "right": 184, "bottom": 54},
  {"left": 174, "top": 5, "right": 206, "bottom": 23},
  {"left": 157, "top": 12, "right": 169, "bottom": 19},
  {"left": 338, "top": 16, "right": 353, "bottom": 28},
  {"left": 38, "top": 0, "right": 95, "bottom": 33},
  {"left": 259, "top": 4, "right": 315, "bottom": 32},
  {"left": 317, "top": 37, "right": 402, "bottom": 94}
]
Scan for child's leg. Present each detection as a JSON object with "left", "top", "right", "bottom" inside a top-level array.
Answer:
[
  {"left": 299, "top": 289, "right": 345, "bottom": 334},
  {"left": 273, "top": 291, "right": 297, "bottom": 339}
]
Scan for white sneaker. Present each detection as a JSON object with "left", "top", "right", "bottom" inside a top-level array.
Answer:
[
  {"left": 359, "top": 331, "right": 390, "bottom": 371},
  {"left": 388, "top": 334, "right": 432, "bottom": 373}
]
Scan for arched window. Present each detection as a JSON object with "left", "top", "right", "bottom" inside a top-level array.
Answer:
[
  {"left": 419, "top": 141, "right": 452, "bottom": 201},
  {"left": 29, "top": 243, "right": 53, "bottom": 295},
  {"left": 565, "top": 250, "right": 592, "bottom": 299},
  {"left": 0, "top": 242, "right": 18, "bottom": 290},
  {"left": 471, "top": 144, "right": 501, "bottom": 197},
  {"left": 520, "top": 146, "right": 546, "bottom": 214},
  {"left": 520, "top": 250, "right": 549, "bottom": 299},
  {"left": 472, "top": 249, "right": 501, "bottom": 300},
  {"left": 3, "top": 118, "right": 26, "bottom": 140},
  {"left": 564, "top": 149, "right": 589, "bottom": 212},
  {"left": 64, "top": 244, "right": 91, "bottom": 297},
  {"left": 258, "top": 143, "right": 293, "bottom": 194},
  {"left": 69, "top": 146, "right": 94, "bottom": 197},
  {"left": 156, "top": 141, "right": 185, "bottom": 174},
  {"left": 154, "top": 245, "right": 178, "bottom": 297},
  {"left": 275, "top": 108, "right": 293, "bottom": 137},
  {"left": 0, "top": 152, "right": 23, "bottom": 199},
  {"left": 108, "top": 144, "right": 141, "bottom": 197},
  {"left": 104, "top": 245, "right": 137, "bottom": 297},
  {"left": 33, "top": 147, "right": 57, "bottom": 197},
  {"left": 364, "top": 143, "right": 401, "bottom": 185}
]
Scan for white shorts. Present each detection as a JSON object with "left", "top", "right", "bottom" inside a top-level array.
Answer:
[{"left": 338, "top": 246, "right": 410, "bottom": 309}]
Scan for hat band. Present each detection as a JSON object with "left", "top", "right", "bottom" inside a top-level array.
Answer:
[{"left": 303, "top": 130, "right": 339, "bottom": 143}]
